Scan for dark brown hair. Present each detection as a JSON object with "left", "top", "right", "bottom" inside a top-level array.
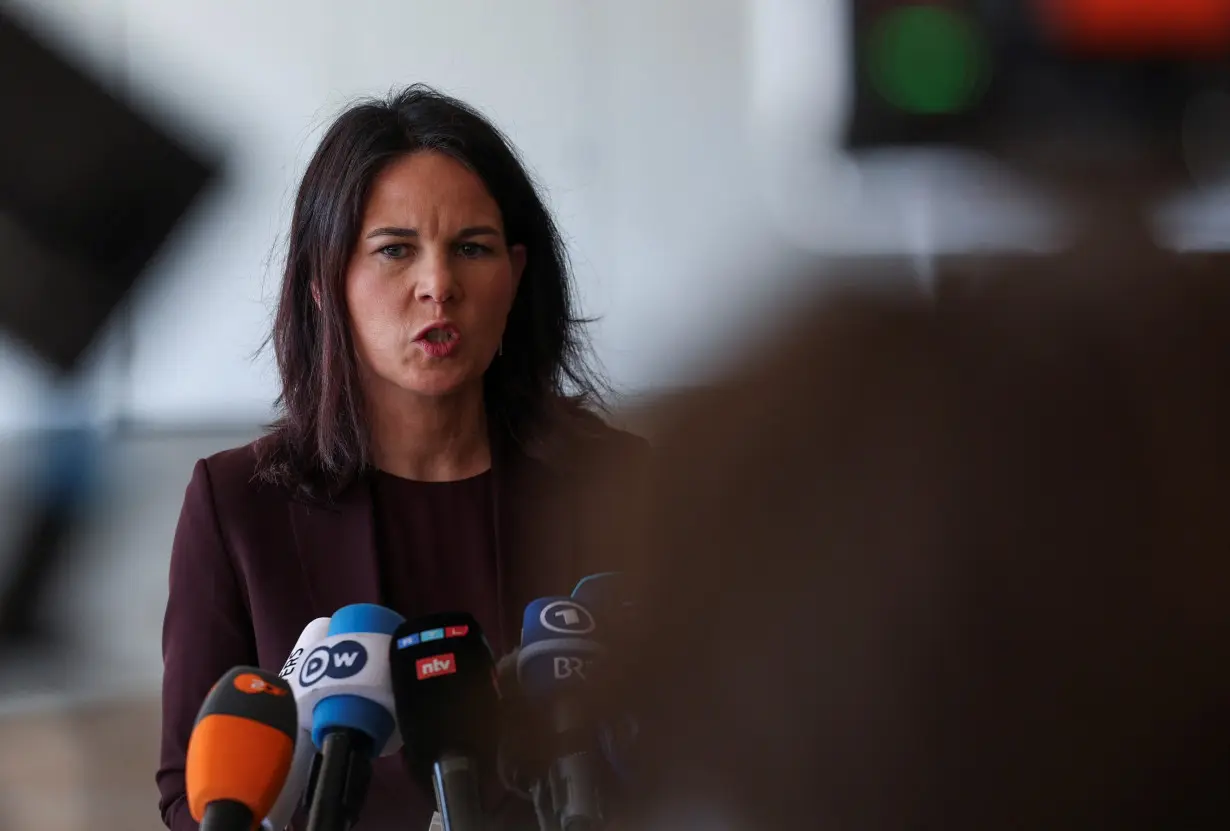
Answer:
[{"left": 256, "top": 85, "right": 603, "bottom": 499}]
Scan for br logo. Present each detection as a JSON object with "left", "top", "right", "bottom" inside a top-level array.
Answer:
[
  {"left": 299, "top": 640, "right": 368, "bottom": 687},
  {"left": 552, "top": 656, "right": 593, "bottom": 681},
  {"left": 539, "top": 600, "right": 596, "bottom": 635}
]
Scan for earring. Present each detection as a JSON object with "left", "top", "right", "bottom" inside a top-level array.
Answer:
[{"left": 498, "top": 338, "right": 504, "bottom": 357}]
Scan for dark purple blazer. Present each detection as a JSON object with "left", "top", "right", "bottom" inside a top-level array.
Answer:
[{"left": 158, "top": 421, "right": 645, "bottom": 831}]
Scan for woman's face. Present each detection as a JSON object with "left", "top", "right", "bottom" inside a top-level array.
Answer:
[{"left": 343, "top": 151, "right": 525, "bottom": 402}]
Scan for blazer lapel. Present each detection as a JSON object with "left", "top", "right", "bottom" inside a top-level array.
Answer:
[{"left": 288, "top": 478, "right": 381, "bottom": 617}]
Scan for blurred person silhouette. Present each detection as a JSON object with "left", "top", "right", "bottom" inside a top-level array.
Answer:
[
  {"left": 564, "top": 252, "right": 1230, "bottom": 829},
  {"left": 157, "top": 84, "right": 644, "bottom": 831},
  {"left": 540, "top": 9, "right": 1230, "bottom": 827}
]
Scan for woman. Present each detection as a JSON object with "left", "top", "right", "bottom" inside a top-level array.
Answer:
[{"left": 157, "top": 85, "right": 644, "bottom": 831}]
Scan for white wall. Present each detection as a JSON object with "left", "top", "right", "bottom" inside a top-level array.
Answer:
[{"left": 1, "top": 0, "right": 1225, "bottom": 435}]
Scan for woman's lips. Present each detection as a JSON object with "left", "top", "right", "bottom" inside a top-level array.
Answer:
[{"left": 415, "top": 323, "right": 461, "bottom": 358}]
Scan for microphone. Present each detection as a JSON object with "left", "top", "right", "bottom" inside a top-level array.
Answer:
[
  {"left": 298, "top": 604, "right": 405, "bottom": 831},
  {"left": 262, "top": 617, "right": 332, "bottom": 831},
  {"left": 388, "top": 612, "right": 500, "bottom": 831},
  {"left": 570, "top": 573, "right": 636, "bottom": 634},
  {"left": 570, "top": 575, "right": 638, "bottom": 783},
  {"left": 186, "top": 666, "right": 298, "bottom": 831},
  {"left": 517, "top": 597, "right": 606, "bottom": 831}
]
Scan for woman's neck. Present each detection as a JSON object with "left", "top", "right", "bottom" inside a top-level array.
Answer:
[{"left": 366, "top": 382, "right": 492, "bottom": 482}]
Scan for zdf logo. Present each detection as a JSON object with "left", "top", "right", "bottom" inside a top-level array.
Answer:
[
  {"left": 539, "top": 600, "right": 596, "bottom": 635},
  {"left": 232, "top": 673, "right": 288, "bottom": 697},
  {"left": 299, "top": 640, "right": 368, "bottom": 687}
]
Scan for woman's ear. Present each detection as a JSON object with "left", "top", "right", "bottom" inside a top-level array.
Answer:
[
  {"left": 510, "top": 244, "right": 527, "bottom": 292},
  {"left": 310, "top": 281, "right": 322, "bottom": 310}
]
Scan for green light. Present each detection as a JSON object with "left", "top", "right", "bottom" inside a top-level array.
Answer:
[{"left": 867, "top": 6, "right": 990, "bottom": 115}]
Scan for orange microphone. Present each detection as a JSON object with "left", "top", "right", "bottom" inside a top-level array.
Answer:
[{"left": 187, "top": 667, "right": 299, "bottom": 831}]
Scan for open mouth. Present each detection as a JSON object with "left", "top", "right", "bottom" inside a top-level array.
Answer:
[{"left": 415, "top": 323, "right": 461, "bottom": 356}]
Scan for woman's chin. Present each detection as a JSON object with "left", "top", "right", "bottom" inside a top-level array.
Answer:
[{"left": 395, "top": 369, "right": 479, "bottom": 400}]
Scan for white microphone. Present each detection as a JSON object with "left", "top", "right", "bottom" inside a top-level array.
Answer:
[
  {"left": 301, "top": 604, "right": 405, "bottom": 831},
  {"left": 261, "top": 617, "right": 331, "bottom": 831},
  {"left": 296, "top": 630, "right": 402, "bottom": 757}
]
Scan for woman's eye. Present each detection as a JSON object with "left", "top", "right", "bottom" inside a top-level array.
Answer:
[
  {"left": 458, "top": 242, "right": 492, "bottom": 259},
  {"left": 379, "top": 244, "right": 408, "bottom": 258}
]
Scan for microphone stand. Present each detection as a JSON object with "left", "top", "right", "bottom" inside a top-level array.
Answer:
[
  {"left": 432, "top": 752, "right": 486, "bottom": 831},
  {"left": 305, "top": 731, "right": 373, "bottom": 831}
]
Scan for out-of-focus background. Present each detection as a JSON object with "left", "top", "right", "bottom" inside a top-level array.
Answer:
[{"left": 1, "top": 0, "right": 1228, "bottom": 827}]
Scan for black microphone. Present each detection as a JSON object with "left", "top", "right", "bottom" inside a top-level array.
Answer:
[{"left": 389, "top": 612, "right": 500, "bottom": 831}]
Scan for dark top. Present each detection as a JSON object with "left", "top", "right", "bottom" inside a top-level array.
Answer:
[
  {"left": 157, "top": 419, "right": 648, "bottom": 831},
  {"left": 372, "top": 469, "right": 507, "bottom": 655},
  {"left": 370, "top": 468, "right": 503, "bottom": 828}
]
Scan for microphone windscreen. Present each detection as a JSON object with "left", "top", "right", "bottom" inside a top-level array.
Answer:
[
  {"left": 278, "top": 617, "right": 333, "bottom": 691},
  {"left": 388, "top": 612, "right": 500, "bottom": 781},
  {"left": 305, "top": 604, "right": 404, "bottom": 754},
  {"left": 263, "top": 617, "right": 332, "bottom": 831},
  {"left": 571, "top": 572, "right": 637, "bottom": 635},
  {"left": 518, "top": 597, "right": 603, "bottom": 699},
  {"left": 187, "top": 667, "right": 297, "bottom": 823},
  {"left": 570, "top": 576, "right": 640, "bottom": 772}
]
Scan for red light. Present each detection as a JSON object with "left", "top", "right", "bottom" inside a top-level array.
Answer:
[{"left": 1036, "top": 0, "right": 1230, "bottom": 55}]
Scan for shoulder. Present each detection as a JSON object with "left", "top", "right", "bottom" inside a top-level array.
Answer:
[
  {"left": 571, "top": 404, "right": 651, "bottom": 453},
  {"left": 189, "top": 435, "right": 290, "bottom": 512},
  {"left": 530, "top": 399, "right": 652, "bottom": 473}
]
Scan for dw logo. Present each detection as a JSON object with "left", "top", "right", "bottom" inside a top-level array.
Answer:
[{"left": 299, "top": 640, "right": 368, "bottom": 687}]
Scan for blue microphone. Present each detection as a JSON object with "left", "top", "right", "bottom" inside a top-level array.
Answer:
[
  {"left": 571, "top": 572, "right": 637, "bottom": 637},
  {"left": 571, "top": 574, "right": 639, "bottom": 786},
  {"left": 516, "top": 597, "right": 605, "bottom": 831},
  {"left": 299, "top": 604, "right": 405, "bottom": 831}
]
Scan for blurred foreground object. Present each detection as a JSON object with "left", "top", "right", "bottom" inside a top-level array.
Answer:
[
  {"left": 0, "top": 9, "right": 217, "bottom": 372},
  {"left": 546, "top": 12, "right": 1229, "bottom": 824},
  {"left": 0, "top": 8, "right": 218, "bottom": 643},
  {"left": 566, "top": 256, "right": 1230, "bottom": 829},
  {"left": 845, "top": 0, "right": 1230, "bottom": 187}
]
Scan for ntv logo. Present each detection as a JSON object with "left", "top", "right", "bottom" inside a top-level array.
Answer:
[
  {"left": 299, "top": 640, "right": 368, "bottom": 687},
  {"left": 415, "top": 653, "right": 457, "bottom": 680}
]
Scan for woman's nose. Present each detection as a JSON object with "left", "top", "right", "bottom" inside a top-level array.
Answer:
[{"left": 414, "top": 252, "right": 458, "bottom": 304}]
